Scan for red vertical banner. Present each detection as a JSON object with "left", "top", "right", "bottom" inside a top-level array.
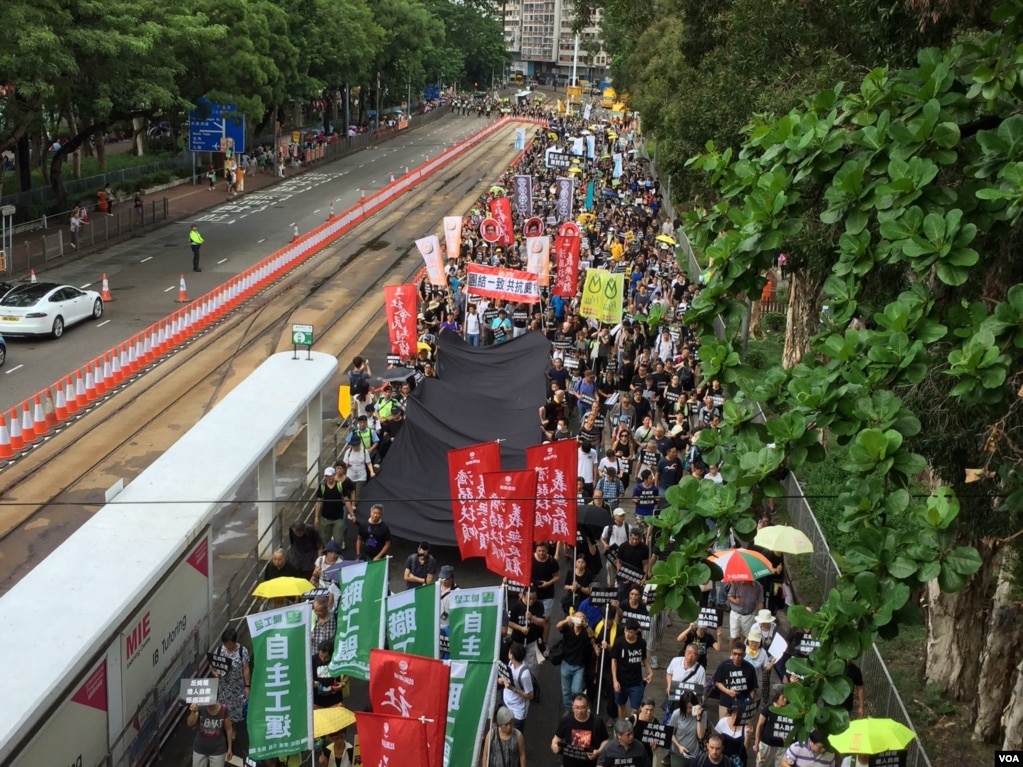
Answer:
[
  {"left": 481, "top": 470, "right": 537, "bottom": 582},
  {"left": 527, "top": 441, "right": 578, "bottom": 544},
  {"left": 355, "top": 711, "right": 430, "bottom": 767},
  {"left": 447, "top": 442, "right": 503, "bottom": 560},
  {"left": 552, "top": 234, "right": 581, "bottom": 297},
  {"left": 368, "top": 649, "right": 449, "bottom": 767},
  {"left": 384, "top": 284, "right": 419, "bottom": 358},
  {"left": 490, "top": 196, "right": 515, "bottom": 246}
]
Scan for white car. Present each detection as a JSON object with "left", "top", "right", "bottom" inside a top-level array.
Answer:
[{"left": 0, "top": 282, "right": 104, "bottom": 338}]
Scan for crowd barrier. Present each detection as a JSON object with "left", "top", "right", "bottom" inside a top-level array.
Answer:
[{"left": 0, "top": 116, "right": 549, "bottom": 463}]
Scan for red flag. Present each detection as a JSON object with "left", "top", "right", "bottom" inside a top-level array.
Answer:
[
  {"left": 448, "top": 442, "right": 503, "bottom": 559},
  {"left": 527, "top": 441, "right": 578, "bottom": 544},
  {"left": 552, "top": 234, "right": 580, "bottom": 297},
  {"left": 384, "top": 284, "right": 418, "bottom": 358},
  {"left": 355, "top": 711, "right": 429, "bottom": 767},
  {"left": 368, "top": 649, "right": 449, "bottom": 767},
  {"left": 489, "top": 196, "right": 515, "bottom": 246},
  {"left": 481, "top": 470, "right": 537, "bottom": 582}
]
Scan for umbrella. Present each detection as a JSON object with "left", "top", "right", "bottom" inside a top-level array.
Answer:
[
  {"left": 754, "top": 525, "right": 814, "bottom": 555},
  {"left": 252, "top": 576, "right": 315, "bottom": 599},
  {"left": 314, "top": 706, "right": 357, "bottom": 737},
  {"left": 489, "top": 185, "right": 506, "bottom": 195},
  {"left": 708, "top": 548, "right": 775, "bottom": 582},
  {"left": 568, "top": 167, "right": 583, "bottom": 175},
  {"left": 547, "top": 131, "right": 560, "bottom": 140},
  {"left": 829, "top": 718, "right": 916, "bottom": 755},
  {"left": 607, "top": 131, "right": 619, "bottom": 139},
  {"left": 655, "top": 234, "right": 677, "bottom": 246},
  {"left": 603, "top": 189, "right": 619, "bottom": 198},
  {"left": 577, "top": 213, "right": 596, "bottom": 224},
  {"left": 578, "top": 503, "right": 613, "bottom": 530}
]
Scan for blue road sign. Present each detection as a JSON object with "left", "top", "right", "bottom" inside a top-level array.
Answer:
[
  {"left": 423, "top": 85, "right": 441, "bottom": 101},
  {"left": 188, "top": 102, "right": 246, "bottom": 153}
]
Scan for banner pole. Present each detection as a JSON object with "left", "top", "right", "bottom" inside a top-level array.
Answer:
[{"left": 595, "top": 602, "right": 610, "bottom": 714}]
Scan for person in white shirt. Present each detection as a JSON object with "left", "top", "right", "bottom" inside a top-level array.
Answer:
[
  {"left": 577, "top": 441, "right": 598, "bottom": 494},
  {"left": 465, "top": 303, "right": 482, "bottom": 346},
  {"left": 497, "top": 642, "right": 533, "bottom": 732}
]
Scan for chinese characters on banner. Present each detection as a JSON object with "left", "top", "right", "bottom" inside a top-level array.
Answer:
[
  {"left": 552, "top": 233, "right": 581, "bottom": 297},
  {"left": 579, "top": 268, "right": 625, "bottom": 324},
  {"left": 385, "top": 582, "right": 440, "bottom": 658},
  {"left": 555, "top": 177, "right": 575, "bottom": 222},
  {"left": 525, "top": 236, "right": 551, "bottom": 286},
  {"left": 356, "top": 711, "right": 429, "bottom": 767},
  {"left": 444, "top": 660, "right": 498, "bottom": 767},
  {"left": 481, "top": 470, "right": 537, "bottom": 582},
  {"left": 384, "top": 284, "right": 418, "bottom": 359},
  {"left": 369, "top": 649, "right": 450, "bottom": 767},
  {"left": 447, "top": 442, "right": 502, "bottom": 560},
  {"left": 443, "top": 216, "right": 462, "bottom": 262},
  {"left": 511, "top": 175, "right": 533, "bottom": 215},
  {"left": 445, "top": 587, "right": 503, "bottom": 767},
  {"left": 246, "top": 603, "right": 313, "bottom": 761},
  {"left": 489, "top": 196, "right": 515, "bottom": 247},
  {"left": 415, "top": 235, "right": 446, "bottom": 287},
  {"left": 327, "top": 559, "right": 388, "bottom": 680},
  {"left": 465, "top": 263, "right": 541, "bottom": 304},
  {"left": 527, "top": 441, "right": 577, "bottom": 544}
]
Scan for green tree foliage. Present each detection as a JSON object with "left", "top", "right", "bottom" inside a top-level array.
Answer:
[
  {"left": 644, "top": 2, "right": 1023, "bottom": 742},
  {"left": 422, "top": 0, "right": 510, "bottom": 88}
]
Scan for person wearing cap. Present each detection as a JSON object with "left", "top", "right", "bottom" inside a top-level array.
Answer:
[
  {"left": 483, "top": 706, "right": 526, "bottom": 767},
  {"left": 312, "top": 540, "right": 344, "bottom": 592},
  {"left": 744, "top": 626, "right": 775, "bottom": 700},
  {"left": 597, "top": 717, "right": 649, "bottom": 767},
  {"left": 314, "top": 465, "right": 355, "bottom": 550},
  {"left": 779, "top": 730, "right": 837, "bottom": 767},
  {"left": 600, "top": 507, "right": 631, "bottom": 587},
  {"left": 491, "top": 307, "right": 512, "bottom": 344},
  {"left": 403, "top": 542, "right": 438, "bottom": 590},
  {"left": 345, "top": 432, "right": 375, "bottom": 501},
  {"left": 612, "top": 618, "right": 654, "bottom": 720},
  {"left": 348, "top": 414, "right": 380, "bottom": 456}
]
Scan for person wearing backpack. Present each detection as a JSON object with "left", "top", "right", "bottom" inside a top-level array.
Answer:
[{"left": 498, "top": 642, "right": 534, "bottom": 732}]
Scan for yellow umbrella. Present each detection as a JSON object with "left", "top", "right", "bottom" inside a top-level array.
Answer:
[
  {"left": 607, "top": 131, "right": 619, "bottom": 139},
  {"left": 829, "top": 718, "right": 916, "bottom": 754},
  {"left": 577, "top": 213, "right": 596, "bottom": 225},
  {"left": 548, "top": 131, "right": 560, "bottom": 140},
  {"left": 754, "top": 525, "right": 814, "bottom": 555},
  {"left": 655, "top": 234, "right": 677, "bottom": 246},
  {"left": 252, "top": 576, "right": 314, "bottom": 599},
  {"left": 314, "top": 706, "right": 357, "bottom": 737},
  {"left": 568, "top": 167, "right": 583, "bottom": 175}
]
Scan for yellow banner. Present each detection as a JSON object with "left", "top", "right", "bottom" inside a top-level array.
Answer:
[{"left": 579, "top": 268, "right": 624, "bottom": 325}]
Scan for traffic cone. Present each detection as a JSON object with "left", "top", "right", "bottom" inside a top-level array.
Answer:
[
  {"left": 291, "top": 222, "right": 299, "bottom": 241},
  {"left": 176, "top": 275, "right": 189, "bottom": 303},
  {"left": 328, "top": 200, "right": 334, "bottom": 220},
  {"left": 126, "top": 340, "right": 139, "bottom": 375},
  {"left": 100, "top": 274, "right": 113, "bottom": 301},
  {"left": 8, "top": 409, "right": 23, "bottom": 451},
  {"left": 33, "top": 393, "right": 49, "bottom": 436},
  {"left": 29, "top": 269, "right": 37, "bottom": 284},
  {"left": 110, "top": 348, "right": 123, "bottom": 384},
  {"left": 44, "top": 389, "right": 59, "bottom": 428},
  {"left": 74, "top": 370, "right": 87, "bottom": 408},
  {"left": 389, "top": 171, "right": 395, "bottom": 182},
  {"left": 60, "top": 377, "right": 75, "bottom": 417},
  {"left": 0, "top": 413, "right": 13, "bottom": 459},
  {"left": 84, "top": 364, "right": 97, "bottom": 402},
  {"left": 93, "top": 357, "right": 108, "bottom": 396},
  {"left": 21, "top": 402, "right": 36, "bottom": 444}
]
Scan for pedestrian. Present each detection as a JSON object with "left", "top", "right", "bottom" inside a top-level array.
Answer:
[
  {"left": 553, "top": 611, "right": 596, "bottom": 707},
  {"left": 402, "top": 541, "right": 438, "bottom": 589},
  {"left": 190, "top": 224, "right": 204, "bottom": 272},
  {"left": 104, "top": 184, "right": 116, "bottom": 216},
  {"left": 207, "top": 164, "right": 216, "bottom": 190},
  {"left": 69, "top": 208, "right": 83, "bottom": 250},
  {"left": 779, "top": 730, "right": 837, "bottom": 767},
  {"left": 355, "top": 503, "right": 391, "bottom": 561},
  {"left": 667, "top": 692, "right": 705, "bottom": 767},
  {"left": 498, "top": 642, "right": 534, "bottom": 732},
  {"left": 133, "top": 190, "right": 144, "bottom": 224},
  {"left": 754, "top": 685, "right": 793, "bottom": 767},
  {"left": 210, "top": 627, "right": 251, "bottom": 759},
  {"left": 551, "top": 694, "right": 610, "bottom": 767},
  {"left": 597, "top": 719, "right": 650, "bottom": 767},
  {"left": 314, "top": 466, "right": 354, "bottom": 548},
  {"left": 483, "top": 707, "right": 527, "bottom": 767},
  {"left": 187, "top": 700, "right": 233, "bottom": 767}
]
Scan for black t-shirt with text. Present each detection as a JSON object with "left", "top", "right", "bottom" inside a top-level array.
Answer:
[{"left": 612, "top": 636, "right": 648, "bottom": 686}]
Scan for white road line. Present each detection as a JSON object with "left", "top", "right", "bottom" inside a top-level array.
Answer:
[
  {"left": 79, "top": 283, "right": 92, "bottom": 289},
  {"left": 313, "top": 209, "right": 321, "bottom": 214},
  {"left": 257, "top": 238, "right": 266, "bottom": 244},
  {"left": 4, "top": 364, "right": 24, "bottom": 374},
  {"left": 96, "top": 320, "right": 111, "bottom": 327},
  {"left": 140, "top": 256, "right": 153, "bottom": 263},
  {"left": 217, "top": 258, "right": 228, "bottom": 265},
  {"left": 163, "top": 285, "right": 175, "bottom": 293}
]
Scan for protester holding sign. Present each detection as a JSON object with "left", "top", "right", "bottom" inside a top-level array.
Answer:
[
  {"left": 711, "top": 639, "right": 760, "bottom": 720},
  {"left": 597, "top": 719, "right": 651, "bottom": 767},
  {"left": 664, "top": 644, "right": 707, "bottom": 720},
  {"left": 551, "top": 694, "right": 610, "bottom": 767},
  {"left": 210, "top": 627, "right": 250, "bottom": 758},
  {"left": 754, "top": 685, "right": 794, "bottom": 767},
  {"left": 187, "top": 699, "right": 234, "bottom": 767}
]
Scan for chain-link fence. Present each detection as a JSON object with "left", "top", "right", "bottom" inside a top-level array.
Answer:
[{"left": 785, "top": 473, "right": 933, "bottom": 767}]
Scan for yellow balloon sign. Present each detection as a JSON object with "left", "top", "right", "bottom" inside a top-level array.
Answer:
[{"left": 579, "top": 268, "right": 624, "bottom": 324}]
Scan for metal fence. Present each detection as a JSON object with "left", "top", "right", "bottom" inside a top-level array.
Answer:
[
  {"left": 1, "top": 198, "right": 170, "bottom": 277},
  {"left": 784, "top": 474, "right": 933, "bottom": 767}
]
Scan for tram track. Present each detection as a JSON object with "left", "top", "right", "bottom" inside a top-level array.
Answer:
[{"left": 0, "top": 122, "right": 525, "bottom": 593}]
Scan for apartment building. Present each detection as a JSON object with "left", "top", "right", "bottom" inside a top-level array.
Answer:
[{"left": 502, "top": 0, "right": 609, "bottom": 86}]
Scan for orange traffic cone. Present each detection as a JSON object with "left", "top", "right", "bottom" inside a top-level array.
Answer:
[
  {"left": 20, "top": 402, "right": 36, "bottom": 444},
  {"left": 43, "top": 389, "right": 58, "bottom": 429},
  {"left": 55, "top": 380, "right": 70, "bottom": 421},
  {"left": 32, "top": 394, "right": 49, "bottom": 437},
  {"left": 7, "top": 409, "right": 23, "bottom": 451},
  {"left": 101, "top": 274, "right": 113, "bottom": 301},
  {"left": 176, "top": 275, "right": 189, "bottom": 303},
  {"left": 29, "top": 269, "right": 37, "bottom": 284},
  {"left": 0, "top": 413, "right": 12, "bottom": 459}
]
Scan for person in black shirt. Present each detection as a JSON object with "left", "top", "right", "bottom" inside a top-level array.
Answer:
[
  {"left": 551, "top": 694, "right": 610, "bottom": 767},
  {"left": 612, "top": 618, "right": 654, "bottom": 719},
  {"left": 531, "top": 542, "right": 560, "bottom": 644},
  {"left": 356, "top": 504, "right": 392, "bottom": 561},
  {"left": 675, "top": 623, "right": 721, "bottom": 670},
  {"left": 711, "top": 639, "right": 760, "bottom": 719},
  {"left": 311, "top": 639, "right": 345, "bottom": 707},
  {"left": 554, "top": 612, "right": 597, "bottom": 707}
]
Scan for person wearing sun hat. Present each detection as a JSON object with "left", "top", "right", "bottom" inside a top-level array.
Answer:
[
  {"left": 483, "top": 706, "right": 526, "bottom": 767},
  {"left": 754, "top": 608, "right": 777, "bottom": 647}
]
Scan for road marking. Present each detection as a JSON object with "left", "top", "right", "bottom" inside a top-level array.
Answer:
[
  {"left": 217, "top": 258, "right": 228, "bottom": 265},
  {"left": 96, "top": 320, "right": 110, "bottom": 327},
  {"left": 140, "top": 256, "right": 153, "bottom": 263},
  {"left": 313, "top": 209, "right": 321, "bottom": 214},
  {"left": 164, "top": 285, "right": 175, "bottom": 293},
  {"left": 4, "top": 364, "right": 24, "bottom": 374},
  {"left": 257, "top": 238, "right": 266, "bottom": 244}
]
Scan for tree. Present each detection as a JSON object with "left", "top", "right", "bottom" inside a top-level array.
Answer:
[
  {"left": 650, "top": 2, "right": 1023, "bottom": 748},
  {"left": 422, "top": 0, "right": 508, "bottom": 89}
]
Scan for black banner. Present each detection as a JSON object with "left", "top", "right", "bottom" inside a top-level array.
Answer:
[
  {"left": 616, "top": 561, "right": 646, "bottom": 585},
  {"left": 870, "top": 752, "right": 907, "bottom": 767},
  {"left": 697, "top": 607, "right": 719, "bottom": 629},
  {"left": 590, "top": 587, "right": 618, "bottom": 606},
  {"left": 207, "top": 651, "right": 233, "bottom": 675},
  {"left": 639, "top": 722, "right": 670, "bottom": 749},
  {"left": 621, "top": 609, "right": 651, "bottom": 630}
]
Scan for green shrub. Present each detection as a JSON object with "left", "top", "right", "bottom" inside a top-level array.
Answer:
[{"left": 763, "top": 311, "right": 786, "bottom": 333}]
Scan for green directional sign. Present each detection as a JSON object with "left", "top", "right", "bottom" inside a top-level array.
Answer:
[{"left": 291, "top": 324, "right": 314, "bottom": 346}]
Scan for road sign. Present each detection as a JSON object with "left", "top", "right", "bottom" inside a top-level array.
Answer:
[
  {"left": 292, "top": 324, "right": 314, "bottom": 346},
  {"left": 188, "top": 101, "right": 246, "bottom": 153}
]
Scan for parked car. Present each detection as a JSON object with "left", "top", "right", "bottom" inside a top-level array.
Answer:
[
  {"left": 0, "top": 282, "right": 104, "bottom": 338},
  {"left": 0, "top": 281, "right": 12, "bottom": 299}
]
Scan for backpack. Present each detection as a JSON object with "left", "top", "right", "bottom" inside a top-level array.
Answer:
[{"left": 514, "top": 663, "right": 540, "bottom": 706}]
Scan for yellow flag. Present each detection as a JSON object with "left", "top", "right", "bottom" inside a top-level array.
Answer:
[
  {"left": 338, "top": 384, "right": 351, "bottom": 419},
  {"left": 579, "top": 268, "right": 624, "bottom": 324}
]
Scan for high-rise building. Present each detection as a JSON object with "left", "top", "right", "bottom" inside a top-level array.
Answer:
[{"left": 502, "top": 0, "right": 609, "bottom": 86}]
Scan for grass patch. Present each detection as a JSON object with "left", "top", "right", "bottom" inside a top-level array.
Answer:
[{"left": 1, "top": 149, "right": 182, "bottom": 197}]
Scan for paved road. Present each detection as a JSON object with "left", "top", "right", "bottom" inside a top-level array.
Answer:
[{"left": 0, "top": 114, "right": 500, "bottom": 411}]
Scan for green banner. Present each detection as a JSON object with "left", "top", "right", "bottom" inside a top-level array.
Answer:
[
  {"left": 444, "top": 660, "right": 497, "bottom": 767},
  {"left": 386, "top": 582, "right": 440, "bottom": 658},
  {"left": 246, "top": 603, "right": 314, "bottom": 761},
  {"left": 447, "top": 586, "right": 503, "bottom": 663},
  {"left": 328, "top": 558, "right": 388, "bottom": 680}
]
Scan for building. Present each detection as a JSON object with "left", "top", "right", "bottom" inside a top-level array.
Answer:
[{"left": 502, "top": 0, "right": 609, "bottom": 87}]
